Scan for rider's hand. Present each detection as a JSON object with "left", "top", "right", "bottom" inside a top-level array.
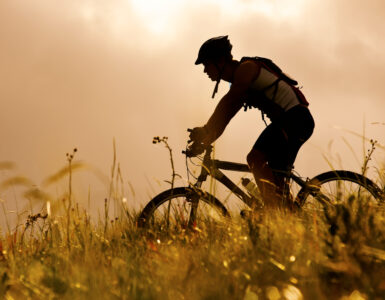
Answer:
[
  {"left": 186, "top": 142, "right": 205, "bottom": 157},
  {"left": 189, "top": 126, "right": 209, "bottom": 143}
]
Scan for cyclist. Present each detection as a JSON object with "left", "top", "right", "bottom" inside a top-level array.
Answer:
[{"left": 189, "top": 36, "right": 315, "bottom": 209}]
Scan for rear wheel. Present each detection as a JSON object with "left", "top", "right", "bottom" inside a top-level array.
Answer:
[
  {"left": 137, "top": 187, "right": 230, "bottom": 229},
  {"left": 296, "top": 170, "right": 383, "bottom": 211}
]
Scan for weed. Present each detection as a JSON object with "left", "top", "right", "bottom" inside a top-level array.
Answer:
[
  {"left": 0, "top": 142, "right": 384, "bottom": 299},
  {"left": 66, "top": 148, "right": 77, "bottom": 250},
  {"left": 152, "top": 136, "right": 181, "bottom": 190}
]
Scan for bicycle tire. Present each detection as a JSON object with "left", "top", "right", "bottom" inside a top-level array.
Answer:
[
  {"left": 296, "top": 170, "right": 383, "bottom": 209},
  {"left": 137, "top": 187, "right": 230, "bottom": 228}
]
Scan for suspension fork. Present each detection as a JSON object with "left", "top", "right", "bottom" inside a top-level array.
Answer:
[
  {"left": 187, "top": 150, "right": 212, "bottom": 228},
  {"left": 187, "top": 192, "right": 200, "bottom": 228},
  {"left": 187, "top": 173, "right": 208, "bottom": 228}
]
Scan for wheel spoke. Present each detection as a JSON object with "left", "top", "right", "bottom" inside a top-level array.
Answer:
[
  {"left": 138, "top": 188, "right": 229, "bottom": 229},
  {"left": 298, "top": 171, "right": 381, "bottom": 212}
]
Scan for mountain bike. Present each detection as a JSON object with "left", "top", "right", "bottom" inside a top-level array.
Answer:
[{"left": 138, "top": 137, "right": 384, "bottom": 228}]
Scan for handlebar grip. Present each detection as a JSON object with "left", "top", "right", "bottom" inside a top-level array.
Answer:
[
  {"left": 187, "top": 128, "right": 192, "bottom": 132},
  {"left": 182, "top": 149, "right": 194, "bottom": 157}
]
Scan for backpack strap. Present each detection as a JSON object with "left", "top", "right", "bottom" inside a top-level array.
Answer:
[
  {"left": 241, "top": 56, "right": 309, "bottom": 107},
  {"left": 290, "top": 86, "right": 309, "bottom": 106}
]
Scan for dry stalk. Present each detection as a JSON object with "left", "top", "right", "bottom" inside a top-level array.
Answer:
[
  {"left": 361, "top": 139, "right": 377, "bottom": 177},
  {"left": 152, "top": 136, "right": 181, "bottom": 227},
  {"left": 66, "top": 148, "right": 77, "bottom": 249}
]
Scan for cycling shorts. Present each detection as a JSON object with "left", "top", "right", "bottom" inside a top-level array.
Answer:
[{"left": 252, "top": 104, "right": 314, "bottom": 172}]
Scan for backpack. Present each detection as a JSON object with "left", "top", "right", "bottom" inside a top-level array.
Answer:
[{"left": 240, "top": 56, "right": 309, "bottom": 109}]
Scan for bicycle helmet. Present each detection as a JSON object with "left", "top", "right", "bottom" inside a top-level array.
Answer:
[{"left": 195, "top": 36, "right": 232, "bottom": 65}]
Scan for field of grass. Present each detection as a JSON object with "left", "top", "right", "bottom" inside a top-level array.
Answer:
[
  {"left": 1, "top": 145, "right": 385, "bottom": 299},
  {"left": 1, "top": 193, "right": 385, "bottom": 299}
]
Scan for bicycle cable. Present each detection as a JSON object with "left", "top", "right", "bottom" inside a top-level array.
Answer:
[
  {"left": 188, "top": 157, "right": 202, "bottom": 180},
  {"left": 184, "top": 143, "right": 202, "bottom": 181},
  {"left": 185, "top": 146, "right": 198, "bottom": 182},
  {"left": 290, "top": 167, "right": 307, "bottom": 180},
  {"left": 185, "top": 144, "right": 190, "bottom": 183}
]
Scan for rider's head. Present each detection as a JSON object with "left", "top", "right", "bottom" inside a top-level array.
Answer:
[
  {"left": 195, "top": 35, "right": 233, "bottom": 67},
  {"left": 195, "top": 36, "right": 233, "bottom": 98}
]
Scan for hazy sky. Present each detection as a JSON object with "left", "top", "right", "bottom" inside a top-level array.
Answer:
[{"left": 1, "top": 0, "right": 385, "bottom": 224}]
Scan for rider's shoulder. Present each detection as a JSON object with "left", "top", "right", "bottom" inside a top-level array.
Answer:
[
  {"left": 238, "top": 59, "right": 260, "bottom": 72},
  {"left": 234, "top": 59, "right": 260, "bottom": 81}
]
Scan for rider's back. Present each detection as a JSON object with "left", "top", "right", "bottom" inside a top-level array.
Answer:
[
  {"left": 241, "top": 56, "right": 308, "bottom": 122},
  {"left": 249, "top": 66, "right": 300, "bottom": 112}
]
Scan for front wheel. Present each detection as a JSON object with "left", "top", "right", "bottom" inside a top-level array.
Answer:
[
  {"left": 137, "top": 187, "right": 230, "bottom": 229},
  {"left": 296, "top": 170, "right": 383, "bottom": 210}
]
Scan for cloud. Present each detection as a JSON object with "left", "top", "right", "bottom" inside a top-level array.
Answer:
[{"left": 0, "top": 0, "right": 384, "bottom": 222}]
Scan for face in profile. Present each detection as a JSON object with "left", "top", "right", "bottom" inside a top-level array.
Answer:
[{"left": 203, "top": 62, "right": 220, "bottom": 81}]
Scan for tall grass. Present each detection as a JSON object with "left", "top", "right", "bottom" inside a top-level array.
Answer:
[
  {"left": 0, "top": 143, "right": 385, "bottom": 299},
  {"left": 1, "top": 200, "right": 385, "bottom": 299}
]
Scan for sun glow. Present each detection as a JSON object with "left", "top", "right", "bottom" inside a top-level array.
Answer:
[
  {"left": 211, "top": 0, "right": 307, "bottom": 19},
  {"left": 130, "top": 0, "right": 184, "bottom": 35},
  {"left": 78, "top": 0, "right": 307, "bottom": 39},
  {"left": 128, "top": 0, "right": 307, "bottom": 35}
]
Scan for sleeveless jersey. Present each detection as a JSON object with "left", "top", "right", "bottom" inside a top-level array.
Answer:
[
  {"left": 241, "top": 57, "right": 307, "bottom": 123},
  {"left": 250, "top": 67, "right": 300, "bottom": 112}
]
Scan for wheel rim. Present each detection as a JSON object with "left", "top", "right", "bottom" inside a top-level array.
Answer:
[
  {"left": 142, "top": 191, "right": 227, "bottom": 230},
  {"left": 301, "top": 177, "right": 380, "bottom": 211}
]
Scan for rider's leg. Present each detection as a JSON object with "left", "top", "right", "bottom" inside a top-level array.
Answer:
[
  {"left": 248, "top": 105, "right": 315, "bottom": 210},
  {"left": 277, "top": 105, "right": 315, "bottom": 209},
  {"left": 247, "top": 121, "right": 290, "bottom": 209},
  {"left": 246, "top": 149, "right": 282, "bottom": 209}
]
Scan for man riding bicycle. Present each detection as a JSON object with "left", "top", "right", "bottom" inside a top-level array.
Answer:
[{"left": 189, "top": 36, "right": 315, "bottom": 209}]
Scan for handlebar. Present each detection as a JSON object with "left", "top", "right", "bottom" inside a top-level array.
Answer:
[
  {"left": 183, "top": 129, "right": 213, "bottom": 157},
  {"left": 183, "top": 128, "right": 201, "bottom": 157},
  {"left": 187, "top": 128, "right": 193, "bottom": 144},
  {"left": 182, "top": 142, "right": 205, "bottom": 157},
  {"left": 183, "top": 128, "right": 214, "bottom": 157}
]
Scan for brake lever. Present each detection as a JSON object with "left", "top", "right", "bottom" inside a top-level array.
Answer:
[{"left": 182, "top": 149, "right": 194, "bottom": 158}]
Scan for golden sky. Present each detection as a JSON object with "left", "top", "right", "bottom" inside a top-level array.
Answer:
[{"left": 1, "top": 0, "right": 385, "bottom": 218}]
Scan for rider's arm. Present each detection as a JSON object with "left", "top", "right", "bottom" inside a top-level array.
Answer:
[{"left": 202, "top": 61, "right": 261, "bottom": 145}]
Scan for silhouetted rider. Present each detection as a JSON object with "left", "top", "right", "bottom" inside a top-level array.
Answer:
[{"left": 189, "top": 36, "right": 314, "bottom": 209}]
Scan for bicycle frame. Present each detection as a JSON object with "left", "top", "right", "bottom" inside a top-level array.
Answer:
[
  {"left": 137, "top": 144, "right": 384, "bottom": 229},
  {"left": 190, "top": 146, "right": 309, "bottom": 208}
]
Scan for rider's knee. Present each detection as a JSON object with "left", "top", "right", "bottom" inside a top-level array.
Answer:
[{"left": 247, "top": 149, "right": 267, "bottom": 170}]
